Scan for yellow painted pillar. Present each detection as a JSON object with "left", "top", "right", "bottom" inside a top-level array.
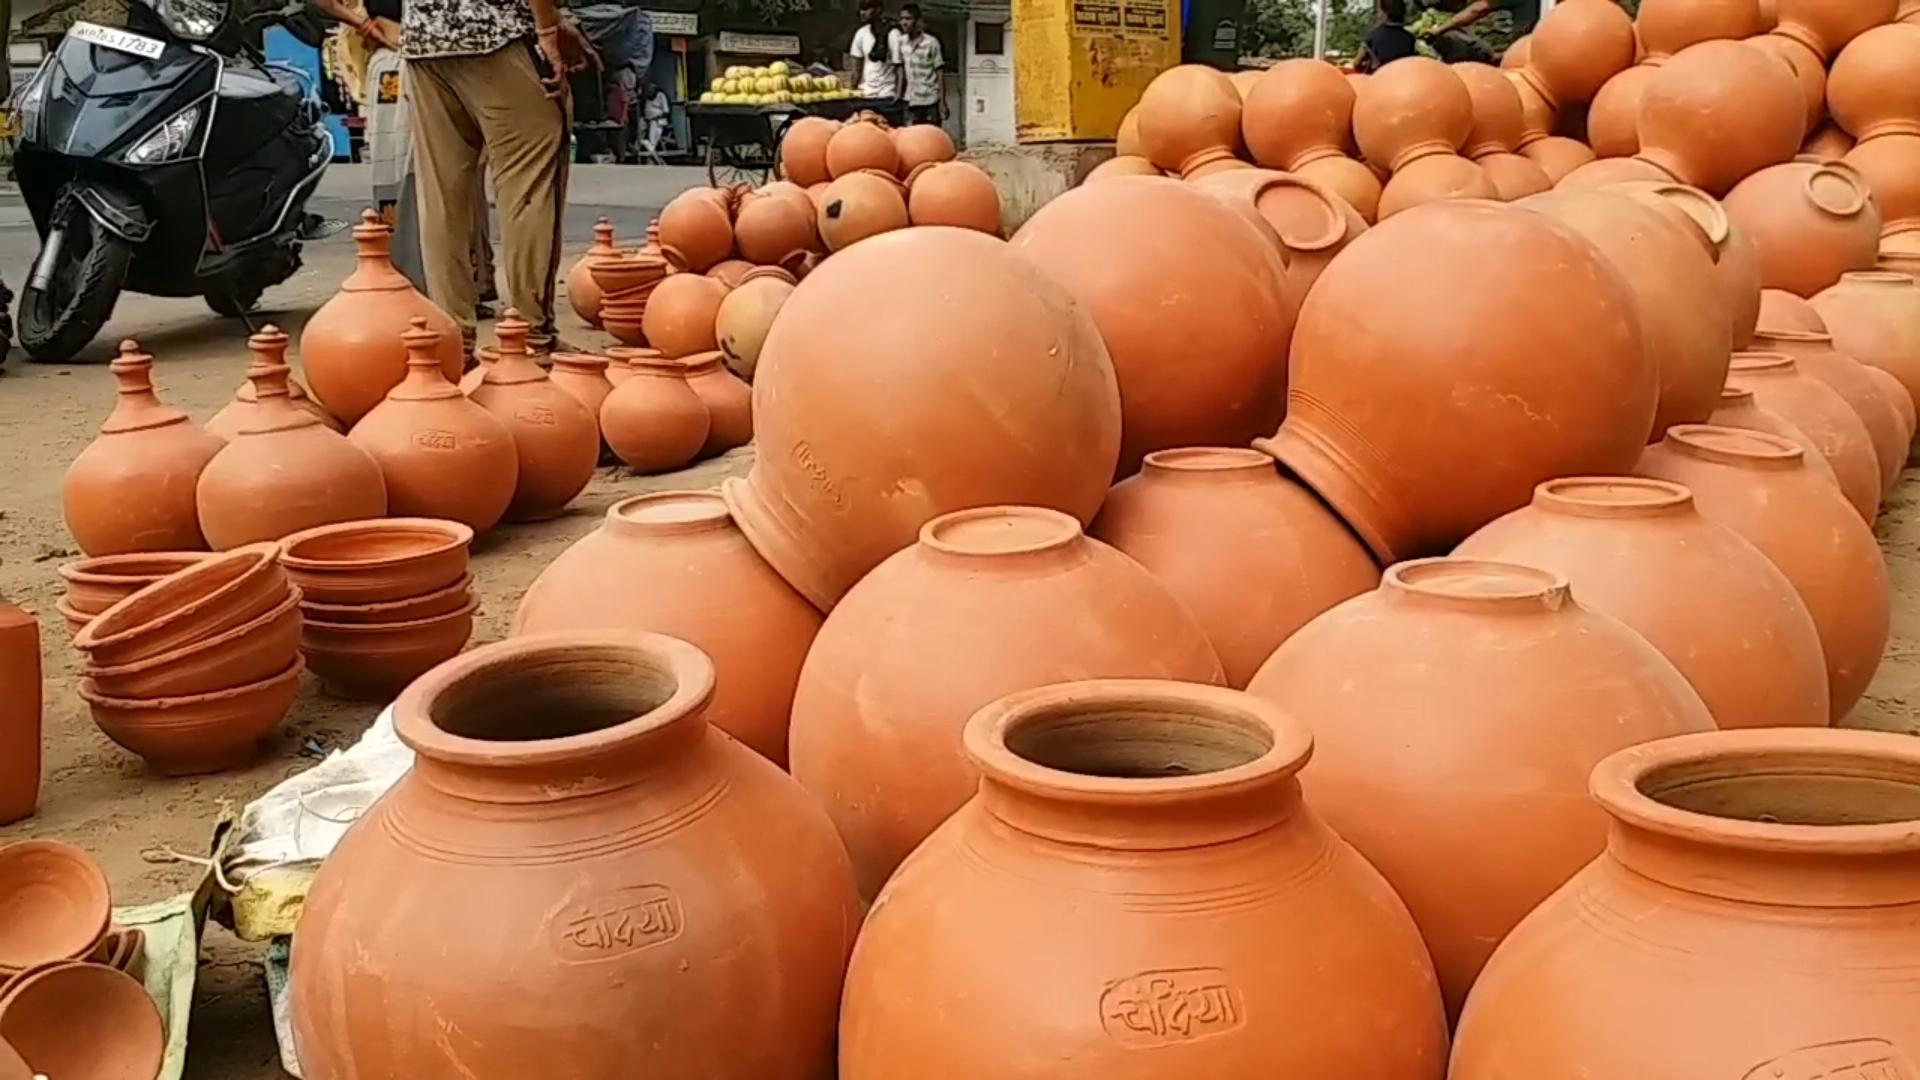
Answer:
[{"left": 1012, "top": 0, "right": 1180, "bottom": 142}]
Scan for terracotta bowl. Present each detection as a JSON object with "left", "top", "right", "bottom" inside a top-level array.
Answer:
[
  {"left": 280, "top": 518, "right": 474, "bottom": 605},
  {"left": 87, "top": 927, "right": 146, "bottom": 983},
  {"left": 299, "top": 574, "right": 472, "bottom": 626},
  {"left": 0, "top": 960, "right": 165, "bottom": 1080},
  {"left": 84, "top": 588, "right": 303, "bottom": 699},
  {"left": 80, "top": 658, "right": 304, "bottom": 777},
  {"left": 301, "top": 600, "right": 477, "bottom": 701},
  {"left": 73, "top": 543, "right": 290, "bottom": 669},
  {"left": 58, "top": 552, "right": 210, "bottom": 617},
  {"left": 589, "top": 254, "right": 667, "bottom": 297},
  {"left": 54, "top": 596, "right": 92, "bottom": 639},
  {"left": 0, "top": 840, "right": 112, "bottom": 974}
]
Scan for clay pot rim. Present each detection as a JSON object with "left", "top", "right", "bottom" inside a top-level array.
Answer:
[
  {"left": 1839, "top": 270, "right": 1920, "bottom": 288},
  {"left": 1797, "top": 163, "right": 1870, "bottom": 219},
  {"left": 1141, "top": 447, "right": 1277, "bottom": 476},
  {"left": 1663, "top": 423, "right": 1806, "bottom": 469},
  {"left": 1533, "top": 476, "right": 1693, "bottom": 517},
  {"left": 0, "top": 841, "right": 111, "bottom": 972},
  {"left": 918, "top": 505, "right": 1083, "bottom": 559},
  {"left": 606, "top": 491, "right": 731, "bottom": 536},
  {"left": 549, "top": 352, "right": 612, "bottom": 372},
  {"left": 679, "top": 350, "right": 727, "bottom": 374},
  {"left": 57, "top": 551, "right": 209, "bottom": 588},
  {"left": 1750, "top": 327, "right": 1834, "bottom": 345},
  {"left": 84, "top": 587, "right": 302, "bottom": 680},
  {"left": 1611, "top": 179, "right": 1731, "bottom": 252},
  {"left": 1382, "top": 556, "right": 1571, "bottom": 610},
  {"left": 1728, "top": 351, "right": 1799, "bottom": 374},
  {"left": 72, "top": 543, "right": 285, "bottom": 655},
  {"left": 0, "top": 957, "right": 165, "bottom": 1073},
  {"left": 298, "top": 574, "right": 471, "bottom": 620},
  {"left": 302, "top": 597, "right": 479, "bottom": 636},
  {"left": 391, "top": 631, "right": 717, "bottom": 770},
  {"left": 279, "top": 518, "right": 475, "bottom": 573},
  {"left": 79, "top": 655, "right": 304, "bottom": 710}
]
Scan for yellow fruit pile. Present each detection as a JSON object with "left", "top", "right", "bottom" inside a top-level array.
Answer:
[{"left": 699, "top": 60, "right": 859, "bottom": 105}]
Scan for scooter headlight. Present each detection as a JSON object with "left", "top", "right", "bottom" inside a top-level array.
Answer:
[
  {"left": 126, "top": 104, "right": 201, "bottom": 164},
  {"left": 158, "top": 0, "right": 227, "bottom": 40}
]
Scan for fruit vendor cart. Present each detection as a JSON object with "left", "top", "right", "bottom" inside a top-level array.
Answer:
[{"left": 686, "top": 97, "right": 908, "bottom": 186}]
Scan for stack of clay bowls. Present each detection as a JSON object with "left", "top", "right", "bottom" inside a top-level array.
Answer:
[
  {"left": 590, "top": 253, "right": 670, "bottom": 345},
  {"left": 72, "top": 544, "right": 303, "bottom": 775},
  {"left": 55, "top": 552, "right": 209, "bottom": 638},
  {"left": 280, "top": 518, "right": 478, "bottom": 702}
]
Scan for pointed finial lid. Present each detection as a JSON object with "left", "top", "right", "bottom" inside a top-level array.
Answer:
[
  {"left": 237, "top": 325, "right": 321, "bottom": 436},
  {"left": 483, "top": 309, "right": 547, "bottom": 386},
  {"left": 390, "top": 316, "right": 462, "bottom": 400},
  {"left": 592, "top": 218, "right": 616, "bottom": 250},
  {"left": 341, "top": 207, "right": 410, "bottom": 293},
  {"left": 100, "top": 339, "right": 191, "bottom": 435}
]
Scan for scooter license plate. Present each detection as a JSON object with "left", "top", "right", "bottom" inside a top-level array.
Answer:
[{"left": 67, "top": 21, "right": 166, "bottom": 60}]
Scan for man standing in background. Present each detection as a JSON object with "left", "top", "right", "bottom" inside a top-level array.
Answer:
[
  {"left": 897, "top": 4, "right": 944, "bottom": 126},
  {"left": 849, "top": 0, "right": 903, "bottom": 101}
]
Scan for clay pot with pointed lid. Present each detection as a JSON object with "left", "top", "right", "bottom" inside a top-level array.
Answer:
[
  {"left": 1240, "top": 57, "right": 1357, "bottom": 171},
  {"left": 716, "top": 269, "right": 795, "bottom": 383},
  {"left": 566, "top": 218, "right": 624, "bottom": 327},
  {"left": 1709, "top": 384, "right": 1845, "bottom": 496},
  {"left": 788, "top": 506, "right": 1225, "bottom": 898},
  {"left": 1636, "top": 0, "right": 1765, "bottom": 59},
  {"left": 1635, "top": 39, "right": 1806, "bottom": 196},
  {"left": 467, "top": 310, "right": 598, "bottom": 522},
  {"left": 679, "top": 352, "right": 752, "bottom": 457},
  {"left": 196, "top": 328, "right": 388, "bottom": 550},
  {"left": 206, "top": 368, "right": 341, "bottom": 440},
  {"left": 348, "top": 318, "right": 519, "bottom": 535},
  {"left": 657, "top": 186, "right": 735, "bottom": 272},
  {"left": 1636, "top": 425, "right": 1889, "bottom": 721},
  {"left": 1811, "top": 271, "right": 1920, "bottom": 436},
  {"left": 1585, "top": 65, "right": 1659, "bottom": 157},
  {"left": 1248, "top": 557, "right": 1714, "bottom": 1018},
  {"left": 1134, "top": 63, "right": 1245, "bottom": 174},
  {"left": 1520, "top": 0, "right": 1637, "bottom": 107},
  {"left": 1451, "top": 62, "right": 1553, "bottom": 199},
  {"left": 512, "top": 492, "right": 822, "bottom": 766},
  {"left": 1723, "top": 161, "right": 1881, "bottom": 299},
  {"left": 63, "top": 341, "right": 225, "bottom": 557},
  {"left": 1458, "top": 477, "right": 1829, "bottom": 730},
  {"left": 599, "top": 351, "right": 710, "bottom": 474},
  {"left": 1452, "top": 727, "right": 1920, "bottom": 1080},
  {"left": 1828, "top": 24, "right": 1920, "bottom": 140},
  {"left": 1772, "top": 0, "right": 1897, "bottom": 62},
  {"left": 780, "top": 115, "right": 839, "bottom": 186},
  {"left": 300, "top": 209, "right": 464, "bottom": 426},
  {"left": 1751, "top": 328, "right": 1908, "bottom": 493},
  {"left": 905, "top": 161, "right": 1003, "bottom": 235}
]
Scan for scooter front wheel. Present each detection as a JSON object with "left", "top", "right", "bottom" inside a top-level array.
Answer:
[{"left": 19, "top": 191, "right": 132, "bottom": 363}]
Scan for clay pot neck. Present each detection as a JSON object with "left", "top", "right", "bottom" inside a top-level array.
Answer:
[
  {"left": 1140, "top": 447, "right": 1283, "bottom": 487},
  {"left": 240, "top": 361, "right": 320, "bottom": 435},
  {"left": 1728, "top": 351, "right": 1800, "bottom": 379},
  {"left": 1626, "top": 148, "right": 1688, "bottom": 186},
  {"left": 1177, "top": 147, "right": 1249, "bottom": 182},
  {"left": 680, "top": 353, "right": 727, "bottom": 378},
  {"left": 604, "top": 491, "right": 734, "bottom": 541},
  {"left": 101, "top": 345, "right": 190, "bottom": 435},
  {"left": 1765, "top": 22, "right": 1830, "bottom": 62},
  {"left": 967, "top": 680, "right": 1313, "bottom": 851},
  {"left": 342, "top": 210, "right": 412, "bottom": 292},
  {"left": 484, "top": 312, "right": 546, "bottom": 385},
  {"left": 1838, "top": 270, "right": 1920, "bottom": 294},
  {"left": 1380, "top": 557, "right": 1572, "bottom": 616},
  {"left": 1881, "top": 252, "right": 1920, "bottom": 281},
  {"left": 395, "top": 635, "right": 720, "bottom": 804},
  {"left": 1662, "top": 423, "right": 1806, "bottom": 472},
  {"left": 1532, "top": 477, "right": 1694, "bottom": 521},
  {"left": 551, "top": 353, "right": 609, "bottom": 376},
  {"left": 393, "top": 356, "right": 461, "bottom": 399},
  {"left": 629, "top": 356, "right": 690, "bottom": 380},
  {"left": 918, "top": 506, "right": 1091, "bottom": 574},
  {"left": 1595, "top": 730, "right": 1920, "bottom": 908},
  {"left": 1512, "top": 66, "right": 1560, "bottom": 122}
]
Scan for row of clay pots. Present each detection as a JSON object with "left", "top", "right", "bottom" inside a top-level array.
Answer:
[
  {"left": 780, "top": 113, "right": 957, "bottom": 188},
  {"left": 599, "top": 347, "right": 752, "bottom": 473}
]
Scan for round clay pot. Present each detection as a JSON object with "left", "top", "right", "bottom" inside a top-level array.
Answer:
[
  {"left": 1708, "top": 384, "right": 1846, "bottom": 494},
  {"left": 1504, "top": 34, "right": 1532, "bottom": 67},
  {"left": 1293, "top": 154, "right": 1383, "bottom": 222},
  {"left": 279, "top": 517, "right": 473, "bottom": 605},
  {"left": 63, "top": 341, "right": 224, "bottom": 557},
  {"left": 1012, "top": 176, "right": 1291, "bottom": 477},
  {"left": 789, "top": 506, "right": 1224, "bottom": 897},
  {"left": 599, "top": 352, "right": 710, "bottom": 474},
  {"left": 1090, "top": 448, "right": 1378, "bottom": 687},
  {"left": 1454, "top": 61, "right": 1527, "bottom": 156},
  {"left": 1257, "top": 199, "right": 1658, "bottom": 562},
  {"left": 299, "top": 209, "right": 464, "bottom": 426},
  {"left": 1811, "top": 271, "right": 1920, "bottom": 438},
  {"left": 1828, "top": 24, "right": 1920, "bottom": 139},
  {"left": 206, "top": 366, "right": 341, "bottom": 440},
  {"left": 1458, "top": 476, "right": 1829, "bottom": 729},
  {"left": 79, "top": 657, "right": 302, "bottom": 775},
  {"left": 1520, "top": 188, "right": 1732, "bottom": 439},
  {"left": 1606, "top": 178, "right": 1763, "bottom": 351},
  {"left": 0, "top": 960, "right": 163, "bottom": 1080},
  {"left": 566, "top": 218, "right": 622, "bottom": 328},
  {"left": 905, "top": 161, "right": 1003, "bottom": 235},
  {"left": 733, "top": 188, "right": 817, "bottom": 267},
  {"left": 839, "top": 678, "right": 1448, "bottom": 1079},
  {"left": 1082, "top": 154, "right": 1162, "bottom": 183},
  {"left": 1451, "top": 727, "right": 1920, "bottom": 1080},
  {"left": 1585, "top": 65, "right": 1658, "bottom": 157},
  {"left": 1772, "top": 0, "right": 1898, "bottom": 60},
  {"left": 58, "top": 552, "right": 208, "bottom": 621},
  {"left": 716, "top": 270, "right": 795, "bottom": 383},
  {"left": 680, "top": 352, "right": 753, "bottom": 457},
  {"left": 1724, "top": 161, "right": 1881, "bottom": 299},
  {"left": 0, "top": 840, "right": 110, "bottom": 972},
  {"left": 1378, "top": 153, "right": 1500, "bottom": 219},
  {"left": 83, "top": 586, "right": 301, "bottom": 699},
  {"left": 779, "top": 115, "right": 840, "bottom": 186},
  {"left": 1352, "top": 57, "right": 1474, "bottom": 172},
  {"left": 1554, "top": 154, "right": 1682, "bottom": 190},
  {"left": 1802, "top": 122, "right": 1858, "bottom": 160},
  {"left": 816, "top": 170, "right": 910, "bottom": 251},
  {"left": 467, "top": 310, "right": 599, "bottom": 522},
  {"left": 513, "top": 492, "right": 821, "bottom": 766},
  {"left": 825, "top": 120, "right": 901, "bottom": 179},
  {"left": 1725, "top": 352, "right": 1880, "bottom": 519},
  {"left": 1721, "top": 215, "right": 1767, "bottom": 348},
  {"left": 1476, "top": 150, "right": 1555, "bottom": 199},
  {"left": 1844, "top": 133, "right": 1920, "bottom": 233},
  {"left": 1114, "top": 106, "right": 1143, "bottom": 156},
  {"left": 1636, "top": 0, "right": 1765, "bottom": 58},
  {"left": 893, "top": 124, "right": 956, "bottom": 176},
  {"left": 546, "top": 352, "right": 615, "bottom": 419},
  {"left": 1748, "top": 33, "right": 1827, "bottom": 135},
  {"left": 289, "top": 633, "right": 861, "bottom": 1080},
  {"left": 1759, "top": 285, "right": 1830, "bottom": 332},
  {"left": 72, "top": 542, "right": 288, "bottom": 669},
  {"left": 1636, "top": 38, "right": 1807, "bottom": 196},
  {"left": 1868, "top": 363, "right": 1920, "bottom": 445},
  {"left": 638, "top": 272, "right": 726, "bottom": 359},
  {"left": 1636, "top": 424, "right": 1890, "bottom": 720},
  {"left": 1241, "top": 57, "right": 1357, "bottom": 170},
  {"left": 1521, "top": 134, "right": 1600, "bottom": 184},
  {"left": 1751, "top": 327, "right": 1908, "bottom": 493},
  {"left": 1192, "top": 168, "right": 1365, "bottom": 304},
  {"left": 300, "top": 573, "right": 471, "bottom": 625},
  {"left": 300, "top": 600, "right": 475, "bottom": 702},
  {"left": 1249, "top": 557, "right": 1713, "bottom": 1017},
  {"left": 1134, "top": 63, "right": 1244, "bottom": 174},
  {"left": 707, "top": 257, "right": 756, "bottom": 290},
  {"left": 656, "top": 187, "right": 734, "bottom": 272},
  {"left": 1522, "top": 0, "right": 1637, "bottom": 106}
]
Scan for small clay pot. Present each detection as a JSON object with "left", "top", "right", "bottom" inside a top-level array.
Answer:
[
  {"left": 89, "top": 927, "right": 145, "bottom": 982},
  {"left": 639, "top": 273, "right": 727, "bottom": 359},
  {"left": 599, "top": 299, "right": 647, "bottom": 346},
  {"left": 681, "top": 352, "right": 753, "bottom": 457},
  {"left": 547, "top": 353, "right": 615, "bottom": 419},
  {"left": 299, "top": 574, "right": 472, "bottom": 626},
  {"left": 817, "top": 171, "right": 910, "bottom": 251},
  {"left": 83, "top": 586, "right": 303, "bottom": 699},
  {"left": 80, "top": 658, "right": 303, "bottom": 775},
  {"left": 906, "top": 161, "right": 1004, "bottom": 235},
  {"left": 599, "top": 353, "right": 712, "bottom": 474},
  {"left": 301, "top": 601, "right": 477, "bottom": 702},
  {"left": 894, "top": 124, "right": 957, "bottom": 176},
  {"left": 72, "top": 543, "right": 290, "bottom": 670},
  {"left": 587, "top": 254, "right": 668, "bottom": 300},
  {"left": 0, "top": 841, "right": 111, "bottom": 974},
  {"left": 279, "top": 518, "right": 474, "bottom": 605},
  {"left": 825, "top": 120, "right": 902, "bottom": 179},
  {"left": 0, "top": 959, "right": 164, "bottom": 1080},
  {"left": 58, "top": 552, "right": 209, "bottom": 618},
  {"left": 716, "top": 273, "right": 796, "bottom": 384}
]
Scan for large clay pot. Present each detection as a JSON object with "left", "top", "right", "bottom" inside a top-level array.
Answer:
[
  {"left": 1724, "top": 161, "right": 1882, "bottom": 298},
  {"left": 1256, "top": 200, "right": 1658, "bottom": 562},
  {"left": 1521, "top": 0, "right": 1637, "bottom": 106},
  {"left": 1294, "top": 154, "right": 1385, "bottom": 222},
  {"left": 348, "top": 318, "right": 519, "bottom": 535},
  {"left": 893, "top": 124, "right": 956, "bottom": 176},
  {"left": 1248, "top": 557, "right": 1714, "bottom": 1016},
  {"left": 1134, "top": 64, "right": 1244, "bottom": 174},
  {"left": 1636, "top": 0, "right": 1766, "bottom": 58},
  {"left": 1636, "top": 424, "right": 1890, "bottom": 721},
  {"left": 1608, "top": 178, "right": 1765, "bottom": 350},
  {"left": 715, "top": 270, "right": 795, "bottom": 383},
  {"left": 1771, "top": 0, "right": 1899, "bottom": 60},
  {"left": 1451, "top": 727, "right": 1920, "bottom": 1080},
  {"left": 1870, "top": 362, "right": 1920, "bottom": 444},
  {"left": 565, "top": 218, "right": 622, "bottom": 328},
  {"left": 638, "top": 272, "right": 725, "bottom": 359},
  {"left": 196, "top": 327, "right": 388, "bottom": 550},
  {"left": 1192, "top": 169, "right": 1364, "bottom": 303},
  {"left": 1458, "top": 477, "right": 1829, "bottom": 729},
  {"left": 1090, "top": 448, "right": 1378, "bottom": 687},
  {"left": 656, "top": 187, "right": 734, "bottom": 271},
  {"left": 289, "top": 633, "right": 862, "bottom": 1080},
  {"left": 1240, "top": 57, "right": 1357, "bottom": 170},
  {"left": 546, "top": 352, "right": 614, "bottom": 420},
  {"left": 1760, "top": 286, "right": 1829, "bottom": 331},
  {"left": 1708, "top": 384, "right": 1845, "bottom": 492},
  {"left": 1751, "top": 327, "right": 1908, "bottom": 493},
  {"left": 680, "top": 353, "right": 753, "bottom": 457},
  {"left": 732, "top": 188, "right": 817, "bottom": 268},
  {"left": 1352, "top": 57, "right": 1473, "bottom": 172},
  {"left": 1585, "top": 66, "right": 1658, "bottom": 157},
  {"left": 1827, "top": 24, "right": 1920, "bottom": 139},
  {"left": 779, "top": 116, "right": 839, "bottom": 186},
  {"left": 1520, "top": 188, "right": 1732, "bottom": 439},
  {"left": 788, "top": 506, "right": 1224, "bottom": 898},
  {"left": 1083, "top": 154, "right": 1162, "bottom": 183},
  {"left": 1636, "top": 39, "right": 1807, "bottom": 195},
  {"left": 1012, "top": 176, "right": 1293, "bottom": 477},
  {"left": 1748, "top": 33, "right": 1827, "bottom": 135},
  {"left": 299, "top": 210, "right": 465, "bottom": 427},
  {"left": 512, "top": 494, "right": 819, "bottom": 766},
  {"left": 824, "top": 120, "right": 901, "bottom": 179},
  {"left": 1811, "top": 271, "right": 1920, "bottom": 435},
  {"left": 467, "top": 310, "right": 598, "bottom": 522},
  {"left": 1554, "top": 154, "right": 1682, "bottom": 190},
  {"left": 599, "top": 352, "right": 710, "bottom": 474},
  {"left": 1378, "top": 154, "right": 1500, "bottom": 219},
  {"left": 816, "top": 170, "right": 910, "bottom": 251},
  {"left": 1844, "top": 134, "right": 1920, "bottom": 232},
  {"left": 905, "top": 161, "right": 1003, "bottom": 235},
  {"left": 64, "top": 341, "right": 224, "bottom": 557},
  {"left": 840, "top": 678, "right": 1449, "bottom": 1080}
]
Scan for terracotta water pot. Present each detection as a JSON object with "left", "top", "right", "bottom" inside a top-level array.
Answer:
[
  {"left": 546, "top": 352, "right": 614, "bottom": 419},
  {"left": 637, "top": 272, "right": 725, "bottom": 359},
  {"left": 1114, "top": 106, "right": 1144, "bottom": 156},
  {"left": 1585, "top": 65, "right": 1657, "bottom": 157},
  {"left": 289, "top": 633, "right": 861, "bottom": 1080},
  {"left": 715, "top": 269, "right": 794, "bottom": 383},
  {"left": 300, "top": 602, "right": 475, "bottom": 701},
  {"left": 1522, "top": 0, "right": 1637, "bottom": 106},
  {"left": 80, "top": 657, "right": 302, "bottom": 774},
  {"left": 1012, "top": 176, "right": 1292, "bottom": 477},
  {"left": 63, "top": 340, "right": 224, "bottom": 557},
  {"left": 467, "top": 311, "right": 597, "bottom": 522},
  {"left": 1192, "top": 168, "right": 1364, "bottom": 304},
  {"left": 1724, "top": 161, "right": 1881, "bottom": 298},
  {"left": 1247, "top": 557, "right": 1714, "bottom": 1017},
  {"left": 679, "top": 352, "right": 752, "bottom": 456},
  {"left": 587, "top": 252, "right": 667, "bottom": 301},
  {"left": 1134, "top": 63, "right": 1245, "bottom": 174},
  {"left": 1352, "top": 57, "right": 1473, "bottom": 172},
  {"left": 1520, "top": 187, "right": 1732, "bottom": 438},
  {"left": 732, "top": 187, "right": 817, "bottom": 267},
  {"left": 1257, "top": 200, "right": 1657, "bottom": 562},
  {"left": 206, "top": 368, "right": 340, "bottom": 440},
  {"left": 727, "top": 227, "right": 1121, "bottom": 611},
  {"left": 1869, "top": 364, "right": 1919, "bottom": 445},
  {"left": 1751, "top": 328, "right": 1908, "bottom": 492},
  {"left": 815, "top": 170, "right": 909, "bottom": 251},
  {"left": 1771, "top": 0, "right": 1898, "bottom": 60},
  {"left": 1554, "top": 153, "right": 1681, "bottom": 190},
  {"left": 1802, "top": 122, "right": 1858, "bottom": 160},
  {"left": 1844, "top": 134, "right": 1920, "bottom": 233},
  {"left": 71, "top": 541, "right": 288, "bottom": 670},
  {"left": 196, "top": 327, "right": 388, "bottom": 550},
  {"left": 656, "top": 187, "right": 734, "bottom": 271},
  {"left": 1748, "top": 33, "right": 1827, "bottom": 135},
  {"left": 279, "top": 517, "right": 473, "bottom": 606},
  {"left": 349, "top": 318, "right": 518, "bottom": 535},
  {"left": 565, "top": 218, "right": 622, "bottom": 327},
  {"left": 905, "top": 161, "right": 1003, "bottom": 234},
  {"left": 599, "top": 351, "right": 710, "bottom": 474},
  {"left": 1377, "top": 154, "right": 1499, "bottom": 219},
  {"left": 1292, "top": 154, "right": 1383, "bottom": 222},
  {"left": 1522, "top": 134, "right": 1600, "bottom": 184},
  {"left": 300, "top": 209, "right": 464, "bottom": 426},
  {"left": 1453, "top": 62, "right": 1553, "bottom": 198},
  {"left": 825, "top": 119, "right": 901, "bottom": 178},
  {"left": 1451, "top": 727, "right": 1920, "bottom": 1080},
  {"left": 83, "top": 586, "right": 301, "bottom": 699},
  {"left": 1608, "top": 178, "right": 1764, "bottom": 349},
  {"left": 1636, "top": 425, "right": 1890, "bottom": 720},
  {"left": 0, "top": 840, "right": 110, "bottom": 973},
  {"left": 0, "top": 960, "right": 164, "bottom": 1080},
  {"left": 788, "top": 506, "right": 1223, "bottom": 898},
  {"left": 1708, "top": 384, "right": 1844, "bottom": 493},
  {"left": 1636, "top": 0, "right": 1765, "bottom": 58},
  {"left": 779, "top": 116, "right": 839, "bottom": 186},
  {"left": 1811, "top": 271, "right": 1920, "bottom": 438},
  {"left": 839, "top": 679, "right": 1449, "bottom": 1080},
  {"left": 1827, "top": 24, "right": 1920, "bottom": 139},
  {"left": 1635, "top": 39, "right": 1806, "bottom": 195},
  {"left": 1457, "top": 477, "right": 1829, "bottom": 729},
  {"left": 1504, "top": 34, "right": 1532, "bottom": 66},
  {"left": 1240, "top": 57, "right": 1356, "bottom": 170},
  {"left": 1090, "top": 448, "right": 1378, "bottom": 687},
  {"left": 1083, "top": 154, "right": 1162, "bottom": 183},
  {"left": 1723, "top": 351, "right": 1880, "bottom": 522},
  {"left": 1760, "top": 287, "right": 1829, "bottom": 332},
  {"left": 893, "top": 124, "right": 956, "bottom": 175},
  {"left": 513, "top": 493, "right": 820, "bottom": 766}
]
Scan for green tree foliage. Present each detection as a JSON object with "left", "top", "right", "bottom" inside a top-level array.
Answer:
[{"left": 1244, "top": 0, "right": 1373, "bottom": 59}]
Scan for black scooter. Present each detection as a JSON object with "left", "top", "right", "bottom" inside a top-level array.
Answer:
[{"left": 12, "top": 0, "right": 337, "bottom": 362}]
